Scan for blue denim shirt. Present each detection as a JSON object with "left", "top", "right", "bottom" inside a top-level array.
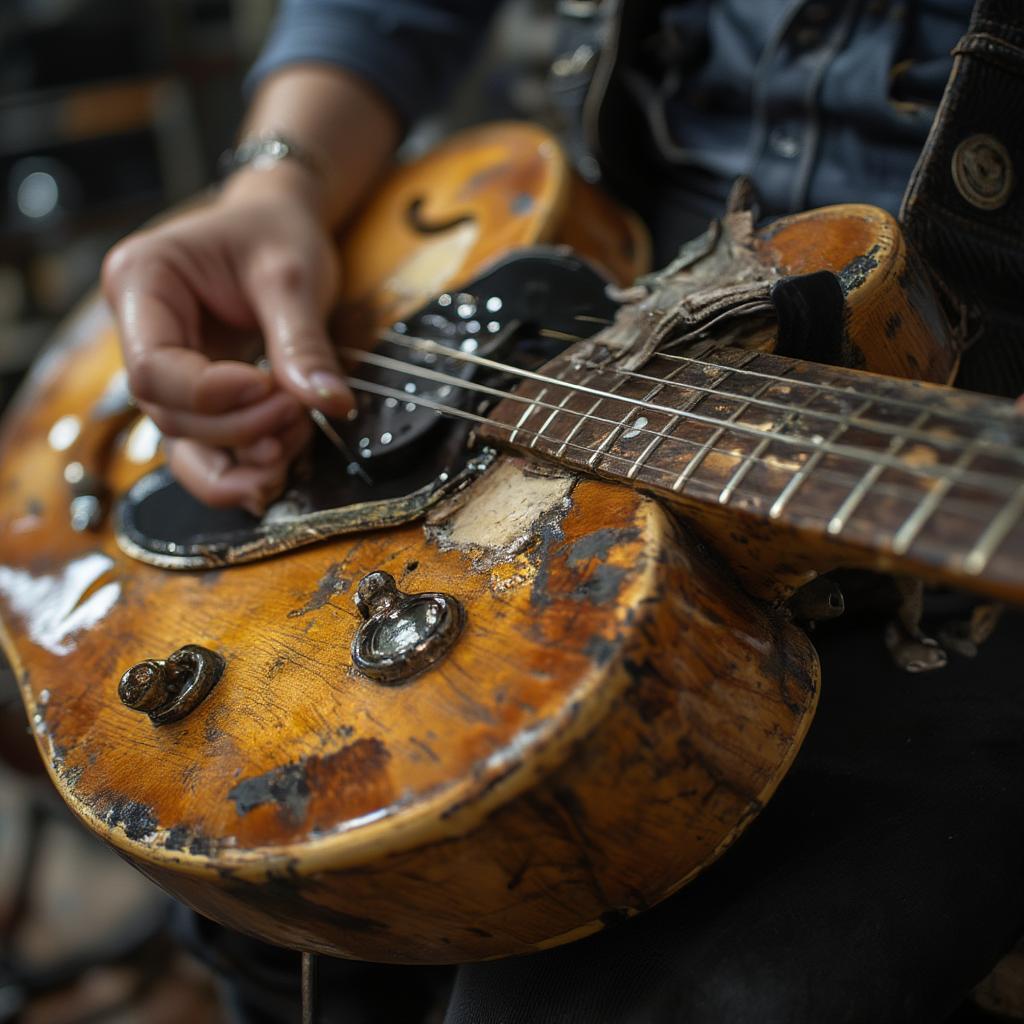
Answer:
[
  {"left": 248, "top": 1, "right": 499, "bottom": 132},
  {"left": 249, "top": 0, "right": 972, "bottom": 220}
]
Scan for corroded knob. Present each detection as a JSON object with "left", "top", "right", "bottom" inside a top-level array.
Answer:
[
  {"left": 119, "top": 644, "right": 225, "bottom": 725},
  {"left": 352, "top": 572, "right": 464, "bottom": 684}
]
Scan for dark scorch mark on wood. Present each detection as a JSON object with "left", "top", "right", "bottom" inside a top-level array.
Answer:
[
  {"left": 165, "top": 825, "right": 190, "bottom": 851},
  {"left": 103, "top": 796, "right": 158, "bottom": 841},
  {"left": 229, "top": 762, "right": 310, "bottom": 821},
  {"left": 529, "top": 503, "right": 570, "bottom": 610},
  {"left": 289, "top": 563, "right": 351, "bottom": 617},
  {"left": 570, "top": 565, "right": 628, "bottom": 605},
  {"left": 566, "top": 527, "right": 639, "bottom": 567},
  {"left": 837, "top": 244, "right": 880, "bottom": 293},
  {"left": 228, "top": 739, "right": 391, "bottom": 825}
]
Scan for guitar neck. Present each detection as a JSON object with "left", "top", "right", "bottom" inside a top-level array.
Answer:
[{"left": 481, "top": 345, "right": 1024, "bottom": 606}]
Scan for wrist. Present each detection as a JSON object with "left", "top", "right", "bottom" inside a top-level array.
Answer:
[
  {"left": 237, "top": 66, "right": 401, "bottom": 228},
  {"left": 219, "top": 156, "right": 329, "bottom": 221}
]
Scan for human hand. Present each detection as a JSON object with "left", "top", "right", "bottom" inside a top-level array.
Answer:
[{"left": 102, "top": 166, "right": 352, "bottom": 515}]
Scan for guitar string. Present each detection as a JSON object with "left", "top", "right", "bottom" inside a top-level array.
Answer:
[
  {"left": 343, "top": 375, "right": 1003, "bottom": 531},
  {"left": 347, "top": 346, "right": 1019, "bottom": 510},
  {"left": 381, "top": 328, "right": 1024, "bottom": 465},
  {"left": 586, "top": 318, "right": 1021, "bottom": 434},
  {"left": 341, "top": 354, "right": 1006, "bottom": 527},
  {"left": 392, "top": 316, "right": 1021, "bottom": 437},
  {"left": 575, "top": 357, "right": 1024, "bottom": 466},
  {"left": 366, "top": 334, "right": 1024, "bottom": 496}
]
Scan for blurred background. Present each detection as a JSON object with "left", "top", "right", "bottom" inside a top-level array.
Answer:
[{"left": 0, "top": 0, "right": 268, "bottom": 415}]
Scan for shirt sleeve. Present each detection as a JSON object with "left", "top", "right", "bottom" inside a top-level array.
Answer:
[{"left": 246, "top": 0, "right": 506, "bottom": 128}]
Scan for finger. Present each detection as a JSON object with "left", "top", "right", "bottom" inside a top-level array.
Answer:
[
  {"left": 105, "top": 238, "right": 270, "bottom": 414},
  {"left": 113, "top": 285, "right": 210, "bottom": 408},
  {"left": 193, "top": 360, "right": 274, "bottom": 414},
  {"left": 234, "top": 408, "right": 313, "bottom": 466},
  {"left": 278, "top": 412, "right": 314, "bottom": 461},
  {"left": 122, "top": 319, "right": 272, "bottom": 413},
  {"left": 120, "top": 295, "right": 272, "bottom": 413},
  {"left": 141, "top": 389, "right": 304, "bottom": 448},
  {"left": 244, "top": 258, "right": 353, "bottom": 416},
  {"left": 165, "top": 439, "right": 286, "bottom": 513},
  {"left": 234, "top": 435, "right": 283, "bottom": 467},
  {"left": 103, "top": 238, "right": 203, "bottom": 405}
]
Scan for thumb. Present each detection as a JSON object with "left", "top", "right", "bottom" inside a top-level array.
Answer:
[{"left": 245, "top": 256, "right": 353, "bottom": 416}]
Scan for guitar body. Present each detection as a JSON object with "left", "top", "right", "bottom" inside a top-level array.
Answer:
[{"left": 0, "top": 123, "right": 965, "bottom": 962}]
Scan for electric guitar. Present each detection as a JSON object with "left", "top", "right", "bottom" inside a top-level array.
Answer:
[{"left": 0, "top": 122, "right": 1020, "bottom": 964}]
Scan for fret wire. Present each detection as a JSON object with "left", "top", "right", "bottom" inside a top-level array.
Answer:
[
  {"left": 653, "top": 348, "right": 1023, "bottom": 444},
  {"left": 671, "top": 359, "right": 780, "bottom": 494},
  {"left": 590, "top": 362, "right": 696, "bottom": 472},
  {"left": 718, "top": 431, "right": 772, "bottom": 505},
  {"left": 826, "top": 410, "right": 931, "bottom": 537},
  {"left": 768, "top": 397, "right": 875, "bottom": 521},
  {"left": 344, "top": 374, "right": 712, "bottom": 505},
  {"left": 383, "top": 328, "right": 1024, "bottom": 472},
  {"left": 508, "top": 387, "right": 548, "bottom": 444},
  {"left": 344, "top": 375, "right": 1004, "bottom": 529},
  {"left": 717, "top": 382, "right": 823, "bottom": 506},
  {"left": 373, "top": 335, "right": 1023, "bottom": 494},
  {"left": 890, "top": 441, "right": 980, "bottom": 556},
  {"left": 630, "top": 357, "right": 753, "bottom": 482},
  {"left": 588, "top": 402, "right": 636, "bottom": 469},
  {"left": 530, "top": 371, "right": 598, "bottom": 449},
  {"left": 557, "top": 375, "right": 627, "bottom": 459},
  {"left": 582, "top": 358, "right": 1024, "bottom": 465},
  {"left": 962, "top": 481, "right": 1024, "bottom": 576}
]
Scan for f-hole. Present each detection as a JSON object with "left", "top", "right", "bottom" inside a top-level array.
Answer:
[{"left": 405, "top": 196, "right": 475, "bottom": 235}]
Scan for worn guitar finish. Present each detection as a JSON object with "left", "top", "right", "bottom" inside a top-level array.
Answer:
[
  {"left": 486, "top": 345, "right": 1024, "bottom": 606},
  {"left": 0, "top": 123, "right": 1017, "bottom": 963}
]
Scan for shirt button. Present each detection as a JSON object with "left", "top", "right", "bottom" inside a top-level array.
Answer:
[
  {"left": 951, "top": 134, "right": 1015, "bottom": 210},
  {"left": 769, "top": 128, "right": 801, "bottom": 159}
]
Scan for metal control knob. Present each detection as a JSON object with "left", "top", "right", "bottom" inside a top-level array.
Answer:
[
  {"left": 119, "top": 644, "right": 225, "bottom": 725},
  {"left": 352, "top": 572, "right": 465, "bottom": 684}
]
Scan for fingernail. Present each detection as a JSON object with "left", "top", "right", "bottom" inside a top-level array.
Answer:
[{"left": 308, "top": 371, "right": 350, "bottom": 401}]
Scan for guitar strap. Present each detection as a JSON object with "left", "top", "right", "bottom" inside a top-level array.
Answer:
[
  {"left": 552, "top": 0, "right": 1024, "bottom": 397},
  {"left": 899, "top": 0, "right": 1024, "bottom": 398}
]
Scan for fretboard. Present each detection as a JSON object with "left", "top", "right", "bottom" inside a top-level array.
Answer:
[{"left": 481, "top": 346, "right": 1024, "bottom": 605}]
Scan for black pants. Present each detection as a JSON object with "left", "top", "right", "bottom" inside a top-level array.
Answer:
[{"left": 187, "top": 608, "right": 1024, "bottom": 1023}]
